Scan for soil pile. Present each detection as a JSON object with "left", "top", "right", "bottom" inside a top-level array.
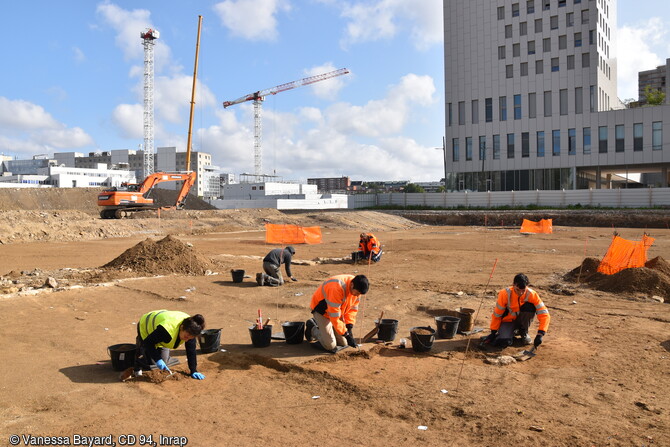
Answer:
[
  {"left": 102, "top": 235, "right": 215, "bottom": 276},
  {"left": 564, "top": 256, "right": 670, "bottom": 299}
]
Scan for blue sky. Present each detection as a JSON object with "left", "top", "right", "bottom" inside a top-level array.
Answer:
[{"left": 0, "top": 1, "right": 667, "bottom": 182}]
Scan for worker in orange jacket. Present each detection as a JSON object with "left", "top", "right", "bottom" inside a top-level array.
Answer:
[
  {"left": 305, "top": 274, "right": 369, "bottom": 352},
  {"left": 481, "top": 273, "right": 550, "bottom": 348},
  {"left": 353, "top": 232, "right": 383, "bottom": 263}
]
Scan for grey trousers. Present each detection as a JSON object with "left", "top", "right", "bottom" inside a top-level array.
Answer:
[
  {"left": 262, "top": 261, "right": 284, "bottom": 286},
  {"left": 312, "top": 312, "right": 346, "bottom": 351}
]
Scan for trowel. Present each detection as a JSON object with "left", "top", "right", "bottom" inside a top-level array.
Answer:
[{"left": 513, "top": 345, "right": 537, "bottom": 362}]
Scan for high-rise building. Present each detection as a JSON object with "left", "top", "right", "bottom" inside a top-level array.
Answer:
[{"left": 444, "top": 0, "right": 670, "bottom": 191}]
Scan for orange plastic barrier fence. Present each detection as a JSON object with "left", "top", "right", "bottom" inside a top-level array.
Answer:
[
  {"left": 597, "top": 234, "right": 655, "bottom": 275},
  {"left": 520, "top": 218, "right": 553, "bottom": 234},
  {"left": 265, "top": 223, "right": 322, "bottom": 244}
]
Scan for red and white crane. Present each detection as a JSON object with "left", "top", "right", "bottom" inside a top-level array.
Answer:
[{"left": 223, "top": 68, "right": 350, "bottom": 177}]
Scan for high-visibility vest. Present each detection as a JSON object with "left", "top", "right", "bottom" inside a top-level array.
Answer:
[
  {"left": 310, "top": 274, "right": 360, "bottom": 335},
  {"left": 358, "top": 233, "right": 381, "bottom": 255},
  {"left": 139, "top": 310, "right": 190, "bottom": 349},
  {"left": 490, "top": 287, "right": 550, "bottom": 332}
]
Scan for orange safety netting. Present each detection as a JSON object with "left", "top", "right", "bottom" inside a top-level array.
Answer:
[
  {"left": 520, "top": 218, "right": 553, "bottom": 234},
  {"left": 597, "top": 234, "right": 655, "bottom": 275},
  {"left": 265, "top": 223, "right": 322, "bottom": 244}
]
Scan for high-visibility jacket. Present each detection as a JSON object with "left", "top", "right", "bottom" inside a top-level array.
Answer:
[
  {"left": 358, "top": 233, "right": 381, "bottom": 255},
  {"left": 310, "top": 274, "right": 360, "bottom": 335},
  {"left": 490, "top": 287, "right": 550, "bottom": 332},
  {"left": 139, "top": 310, "right": 190, "bottom": 349}
]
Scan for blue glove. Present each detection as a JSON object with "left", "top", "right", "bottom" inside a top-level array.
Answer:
[
  {"left": 191, "top": 372, "right": 205, "bottom": 380},
  {"left": 156, "top": 359, "right": 168, "bottom": 371}
]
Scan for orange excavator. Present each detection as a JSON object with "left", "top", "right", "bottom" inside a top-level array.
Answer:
[
  {"left": 97, "top": 172, "right": 196, "bottom": 219},
  {"left": 98, "top": 16, "right": 203, "bottom": 219}
]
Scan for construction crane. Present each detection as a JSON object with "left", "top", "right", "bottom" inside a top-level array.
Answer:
[{"left": 223, "top": 68, "right": 350, "bottom": 177}]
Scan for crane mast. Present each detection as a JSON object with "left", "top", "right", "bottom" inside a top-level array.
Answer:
[
  {"left": 223, "top": 68, "right": 350, "bottom": 178},
  {"left": 141, "top": 27, "right": 159, "bottom": 179}
]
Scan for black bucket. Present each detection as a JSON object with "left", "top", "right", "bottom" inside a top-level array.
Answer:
[
  {"left": 231, "top": 269, "right": 245, "bottom": 283},
  {"left": 409, "top": 326, "right": 436, "bottom": 352},
  {"left": 377, "top": 319, "right": 399, "bottom": 342},
  {"left": 282, "top": 321, "right": 305, "bottom": 345},
  {"left": 435, "top": 316, "right": 460, "bottom": 339},
  {"left": 108, "top": 343, "right": 137, "bottom": 371},
  {"left": 198, "top": 328, "right": 222, "bottom": 353},
  {"left": 249, "top": 325, "right": 273, "bottom": 348},
  {"left": 456, "top": 307, "right": 475, "bottom": 333}
]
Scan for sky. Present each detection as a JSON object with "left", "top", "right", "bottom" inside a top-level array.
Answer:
[{"left": 0, "top": 1, "right": 668, "bottom": 183}]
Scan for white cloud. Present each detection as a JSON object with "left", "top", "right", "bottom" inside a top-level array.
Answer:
[
  {"left": 0, "top": 98, "right": 94, "bottom": 154},
  {"left": 339, "top": 0, "right": 442, "bottom": 50},
  {"left": 73, "top": 47, "right": 85, "bottom": 63},
  {"left": 0, "top": 97, "right": 61, "bottom": 131},
  {"left": 303, "top": 63, "right": 349, "bottom": 100},
  {"left": 111, "top": 103, "right": 143, "bottom": 139},
  {"left": 154, "top": 75, "right": 218, "bottom": 124},
  {"left": 213, "top": 0, "right": 291, "bottom": 41},
  {"left": 617, "top": 18, "right": 666, "bottom": 100}
]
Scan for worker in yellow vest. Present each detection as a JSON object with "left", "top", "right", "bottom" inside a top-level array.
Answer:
[{"left": 133, "top": 310, "right": 206, "bottom": 380}]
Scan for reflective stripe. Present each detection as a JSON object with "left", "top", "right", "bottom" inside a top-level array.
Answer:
[
  {"left": 536, "top": 309, "right": 549, "bottom": 315},
  {"left": 535, "top": 301, "right": 546, "bottom": 310},
  {"left": 325, "top": 299, "right": 341, "bottom": 308},
  {"left": 144, "top": 310, "right": 165, "bottom": 336},
  {"left": 328, "top": 311, "right": 341, "bottom": 318},
  {"left": 493, "top": 310, "right": 505, "bottom": 318},
  {"left": 495, "top": 303, "right": 506, "bottom": 311},
  {"left": 350, "top": 306, "right": 359, "bottom": 311}
]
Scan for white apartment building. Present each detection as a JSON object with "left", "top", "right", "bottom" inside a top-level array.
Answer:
[{"left": 444, "top": 0, "right": 670, "bottom": 191}]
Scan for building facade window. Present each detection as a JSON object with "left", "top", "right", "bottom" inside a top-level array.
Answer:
[
  {"left": 498, "top": 45, "right": 506, "bottom": 59},
  {"left": 559, "top": 35, "right": 567, "bottom": 49},
  {"left": 550, "top": 15, "right": 558, "bottom": 29},
  {"left": 452, "top": 138, "right": 459, "bottom": 162},
  {"left": 543, "top": 38, "right": 551, "bottom": 52},
  {"left": 498, "top": 6, "right": 505, "bottom": 20},
  {"left": 544, "top": 90, "right": 552, "bottom": 117},
  {"left": 521, "top": 62, "right": 528, "bottom": 76},
  {"left": 493, "top": 134, "right": 501, "bottom": 159},
  {"left": 529, "top": 92, "right": 537, "bottom": 118},
  {"left": 560, "top": 89, "right": 568, "bottom": 115},
  {"left": 551, "top": 57, "right": 560, "bottom": 72},
  {"left": 567, "top": 12, "right": 574, "bottom": 26},
  {"left": 552, "top": 130, "right": 560, "bottom": 156},
  {"left": 615, "top": 125, "right": 624, "bottom": 152},
  {"left": 506, "top": 64, "right": 514, "bottom": 78},
  {"left": 520, "top": 21, "right": 528, "bottom": 35},
  {"left": 575, "top": 87, "right": 583, "bottom": 114},
  {"left": 458, "top": 101, "right": 465, "bottom": 125},
  {"left": 527, "top": 0, "right": 535, "bottom": 14},
  {"left": 485, "top": 98, "right": 493, "bottom": 122},
  {"left": 505, "top": 24, "right": 513, "bottom": 38},
  {"left": 536, "top": 59, "right": 544, "bottom": 74},
  {"left": 472, "top": 99, "right": 479, "bottom": 124},
  {"left": 583, "top": 127, "right": 591, "bottom": 154},
  {"left": 479, "top": 136, "right": 486, "bottom": 160},
  {"left": 568, "top": 128, "right": 576, "bottom": 154},
  {"left": 514, "top": 94, "right": 522, "bottom": 119},
  {"left": 528, "top": 40, "right": 536, "bottom": 55},
  {"left": 633, "top": 123, "right": 643, "bottom": 151},
  {"left": 507, "top": 133, "right": 515, "bottom": 158},
  {"left": 499, "top": 96, "right": 507, "bottom": 121},
  {"left": 567, "top": 54, "right": 575, "bottom": 69},
  {"left": 599, "top": 126, "right": 608, "bottom": 153},
  {"left": 522, "top": 132, "right": 530, "bottom": 157},
  {"left": 652, "top": 121, "right": 663, "bottom": 150},
  {"left": 448, "top": 103, "right": 452, "bottom": 126},
  {"left": 537, "top": 131, "right": 545, "bottom": 157},
  {"left": 581, "top": 9, "right": 589, "bottom": 24},
  {"left": 575, "top": 32, "right": 582, "bottom": 47},
  {"left": 466, "top": 137, "right": 473, "bottom": 160},
  {"left": 590, "top": 85, "right": 595, "bottom": 112},
  {"left": 535, "top": 18, "right": 543, "bottom": 32},
  {"left": 513, "top": 43, "right": 520, "bottom": 57},
  {"left": 512, "top": 3, "right": 520, "bottom": 17}
]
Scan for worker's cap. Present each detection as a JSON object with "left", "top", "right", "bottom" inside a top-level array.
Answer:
[{"left": 285, "top": 246, "right": 295, "bottom": 255}]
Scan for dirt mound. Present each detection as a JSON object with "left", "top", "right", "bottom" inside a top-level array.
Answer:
[
  {"left": 102, "top": 235, "right": 215, "bottom": 276},
  {"left": 564, "top": 256, "right": 670, "bottom": 299},
  {"left": 148, "top": 189, "right": 217, "bottom": 210}
]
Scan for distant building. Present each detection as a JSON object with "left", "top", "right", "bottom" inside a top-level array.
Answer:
[
  {"left": 307, "top": 176, "right": 351, "bottom": 193},
  {"left": 0, "top": 164, "right": 135, "bottom": 188},
  {"left": 210, "top": 181, "right": 348, "bottom": 209},
  {"left": 638, "top": 59, "right": 669, "bottom": 105}
]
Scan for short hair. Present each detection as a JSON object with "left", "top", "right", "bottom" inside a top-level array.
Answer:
[
  {"left": 360, "top": 233, "right": 367, "bottom": 239},
  {"left": 513, "top": 273, "right": 529, "bottom": 288},
  {"left": 182, "top": 314, "right": 205, "bottom": 336},
  {"left": 285, "top": 246, "right": 295, "bottom": 255},
  {"left": 352, "top": 274, "right": 369, "bottom": 294}
]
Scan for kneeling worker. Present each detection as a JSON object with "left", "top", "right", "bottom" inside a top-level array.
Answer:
[
  {"left": 353, "top": 232, "right": 383, "bottom": 263},
  {"left": 306, "top": 274, "right": 369, "bottom": 352},
  {"left": 133, "top": 309, "right": 206, "bottom": 380},
  {"left": 257, "top": 246, "right": 297, "bottom": 286},
  {"left": 481, "top": 273, "right": 550, "bottom": 348}
]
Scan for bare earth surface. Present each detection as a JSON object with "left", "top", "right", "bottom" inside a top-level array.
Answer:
[{"left": 0, "top": 188, "right": 668, "bottom": 447}]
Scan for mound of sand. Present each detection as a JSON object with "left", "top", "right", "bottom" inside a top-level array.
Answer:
[
  {"left": 103, "top": 235, "right": 215, "bottom": 276},
  {"left": 564, "top": 256, "right": 670, "bottom": 299}
]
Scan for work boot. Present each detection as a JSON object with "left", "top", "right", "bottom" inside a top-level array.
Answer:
[
  {"left": 520, "top": 334, "right": 532, "bottom": 345},
  {"left": 256, "top": 273, "right": 264, "bottom": 286},
  {"left": 305, "top": 318, "right": 317, "bottom": 342}
]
